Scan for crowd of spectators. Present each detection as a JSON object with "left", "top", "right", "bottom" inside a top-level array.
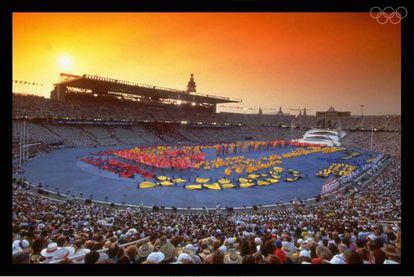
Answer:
[
  {"left": 12, "top": 93, "right": 401, "bottom": 265},
  {"left": 13, "top": 94, "right": 401, "bottom": 131},
  {"left": 12, "top": 157, "right": 401, "bottom": 264}
]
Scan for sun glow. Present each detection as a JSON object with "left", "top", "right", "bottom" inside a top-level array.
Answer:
[{"left": 57, "top": 55, "right": 73, "bottom": 70}]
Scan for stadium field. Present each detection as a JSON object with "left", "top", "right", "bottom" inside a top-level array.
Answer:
[{"left": 22, "top": 144, "right": 375, "bottom": 208}]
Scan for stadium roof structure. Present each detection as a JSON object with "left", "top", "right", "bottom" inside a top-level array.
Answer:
[{"left": 52, "top": 73, "right": 242, "bottom": 104}]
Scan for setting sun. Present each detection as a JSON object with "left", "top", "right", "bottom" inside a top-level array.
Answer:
[{"left": 57, "top": 54, "right": 73, "bottom": 70}]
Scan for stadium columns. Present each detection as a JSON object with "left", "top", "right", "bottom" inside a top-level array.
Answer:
[
  {"left": 19, "top": 121, "right": 22, "bottom": 166},
  {"left": 26, "top": 120, "right": 29, "bottom": 161},
  {"left": 23, "top": 120, "right": 26, "bottom": 163}
]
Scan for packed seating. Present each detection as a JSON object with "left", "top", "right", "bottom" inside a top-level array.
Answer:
[
  {"left": 12, "top": 94, "right": 401, "bottom": 265},
  {"left": 12, "top": 157, "right": 401, "bottom": 264},
  {"left": 13, "top": 94, "right": 401, "bottom": 131}
]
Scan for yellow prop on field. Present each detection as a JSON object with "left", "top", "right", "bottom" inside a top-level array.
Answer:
[
  {"left": 185, "top": 184, "right": 202, "bottom": 190},
  {"left": 257, "top": 180, "right": 270, "bottom": 186},
  {"left": 218, "top": 178, "right": 231, "bottom": 184},
  {"left": 160, "top": 180, "right": 173, "bottom": 186},
  {"left": 139, "top": 181, "right": 157, "bottom": 189},
  {"left": 285, "top": 176, "right": 300, "bottom": 182},
  {"left": 222, "top": 183, "right": 236, "bottom": 189},
  {"left": 238, "top": 177, "right": 249, "bottom": 183},
  {"left": 248, "top": 174, "right": 260, "bottom": 179},
  {"left": 157, "top": 176, "right": 168, "bottom": 181},
  {"left": 267, "top": 178, "right": 279, "bottom": 184},
  {"left": 203, "top": 183, "right": 221, "bottom": 190},
  {"left": 240, "top": 182, "right": 255, "bottom": 188},
  {"left": 173, "top": 178, "right": 187, "bottom": 183},
  {"left": 271, "top": 174, "right": 282, "bottom": 179},
  {"left": 273, "top": 167, "right": 284, "bottom": 173},
  {"left": 195, "top": 177, "right": 210, "bottom": 183}
]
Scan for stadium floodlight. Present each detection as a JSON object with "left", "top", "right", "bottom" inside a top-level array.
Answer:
[
  {"left": 192, "top": 102, "right": 196, "bottom": 106},
  {"left": 177, "top": 100, "right": 182, "bottom": 105}
]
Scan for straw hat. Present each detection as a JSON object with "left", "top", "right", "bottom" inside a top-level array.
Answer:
[
  {"left": 198, "top": 248, "right": 211, "bottom": 260},
  {"left": 177, "top": 253, "right": 193, "bottom": 264},
  {"left": 224, "top": 249, "right": 242, "bottom": 264},
  {"left": 40, "top": 242, "right": 61, "bottom": 258},
  {"left": 382, "top": 244, "right": 401, "bottom": 258},
  {"left": 51, "top": 246, "right": 76, "bottom": 261},
  {"left": 160, "top": 242, "right": 175, "bottom": 262},
  {"left": 138, "top": 242, "right": 154, "bottom": 258},
  {"left": 72, "top": 248, "right": 91, "bottom": 264},
  {"left": 146, "top": 251, "right": 165, "bottom": 264}
]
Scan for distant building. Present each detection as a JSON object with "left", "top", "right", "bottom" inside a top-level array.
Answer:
[
  {"left": 186, "top": 74, "right": 197, "bottom": 93},
  {"left": 277, "top": 106, "right": 283, "bottom": 115},
  {"left": 316, "top": 107, "right": 351, "bottom": 129}
]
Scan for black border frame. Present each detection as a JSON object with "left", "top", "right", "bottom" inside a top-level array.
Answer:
[{"left": 1, "top": 0, "right": 413, "bottom": 275}]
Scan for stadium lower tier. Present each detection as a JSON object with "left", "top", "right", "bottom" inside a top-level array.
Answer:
[{"left": 21, "top": 141, "right": 380, "bottom": 208}]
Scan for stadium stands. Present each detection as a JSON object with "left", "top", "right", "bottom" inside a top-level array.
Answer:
[{"left": 11, "top": 93, "right": 401, "bottom": 265}]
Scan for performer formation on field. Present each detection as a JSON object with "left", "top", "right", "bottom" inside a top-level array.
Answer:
[{"left": 79, "top": 140, "right": 374, "bottom": 190}]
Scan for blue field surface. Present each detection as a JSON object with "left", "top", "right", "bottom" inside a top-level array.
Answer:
[{"left": 23, "top": 145, "right": 374, "bottom": 208}]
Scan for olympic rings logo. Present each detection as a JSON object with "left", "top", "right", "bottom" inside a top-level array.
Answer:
[{"left": 370, "top": 6, "right": 408, "bottom": 24}]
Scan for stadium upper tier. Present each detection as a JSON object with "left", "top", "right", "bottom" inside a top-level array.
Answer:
[
  {"left": 13, "top": 94, "right": 401, "bottom": 131},
  {"left": 51, "top": 73, "right": 241, "bottom": 105}
]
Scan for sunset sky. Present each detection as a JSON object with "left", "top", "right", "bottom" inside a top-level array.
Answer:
[{"left": 13, "top": 13, "right": 401, "bottom": 115}]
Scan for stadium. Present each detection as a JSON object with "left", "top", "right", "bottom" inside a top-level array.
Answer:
[
  {"left": 13, "top": 71, "right": 401, "bottom": 264},
  {"left": 11, "top": 13, "right": 401, "bottom": 266}
]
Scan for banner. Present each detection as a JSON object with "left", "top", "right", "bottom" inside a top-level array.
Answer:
[{"left": 321, "top": 177, "right": 340, "bottom": 196}]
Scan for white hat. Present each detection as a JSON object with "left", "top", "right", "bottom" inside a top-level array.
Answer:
[
  {"left": 227, "top": 237, "right": 234, "bottom": 245},
  {"left": 330, "top": 255, "right": 346, "bottom": 264},
  {"left": 146, "top": 252, "right": 165, "bottom": 264},
  {"left": 127, "top": 228, "right": 138, "bottom": 235},
  {"left": 219, "top": 245, "right": 227, "bottom": 253},
  {"left": 297, "top": 238, "right": 304, "bottom": 245},
  {"left": 38, "top": 223, "right": 45, "bottom": 229},
  {"left": 299, "top": 250, "right": 311, "bottom": 258},
  {"left": 41, "top": 242, "right": 61, "bottom": 258},
  {"left": 72, "top": 248, "right": 91, "bottom": 264},
  {"left": 254, "top": 238, "right": 263, "bottom": 245},
  {"left": 383, "top": 259, "right": 398, "bottom": 264},
  {"left": 184, "top": 244, "right": 196, "bottom": 253},
  {"left": 177, "top": 253, "right": 192, "bottom": 263},
  {"left": 98, "top": 252, "right": 109, "bottom": 262},
  {"left": 21, "top": 240, "right": 29, "bottom": 249},
  {"left": 12, "top": 240, "right": 22, "bottom": 255},
  {"left": 368, "top": 234, "right": 377, "bottom": 241},
  {"left": 117, "top": 230, "right": 122, "bottom": 236},
  {"left": 51, "top": 246, "right": 76, "bottom": 261},
  {"left": 306, "top": 237, "right": 314, "bottom": 244}
]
